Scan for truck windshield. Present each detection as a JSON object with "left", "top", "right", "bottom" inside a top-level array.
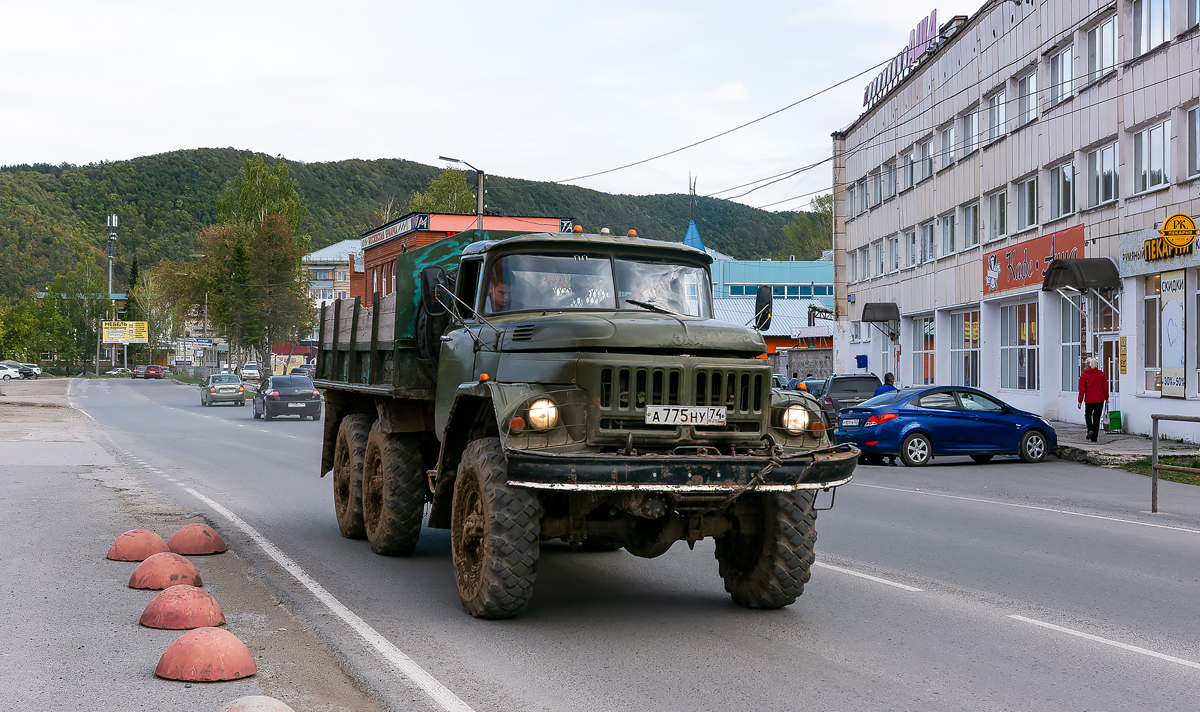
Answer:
[{"left": 483, "top": 253, "right": 712, "bottom": 318}]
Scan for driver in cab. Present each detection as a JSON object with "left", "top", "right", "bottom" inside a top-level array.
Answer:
[{"left": 485, "top": 261, "right": 511, "bottom": 313}]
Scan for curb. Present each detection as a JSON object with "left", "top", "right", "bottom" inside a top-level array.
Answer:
[{"left": 1056, "top": 446, "right": 1145, "bottom": 468}]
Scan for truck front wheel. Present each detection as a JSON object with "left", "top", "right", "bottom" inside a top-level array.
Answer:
[
  {"left": 451, "top": 438, "right": 540, "bottom": 619},
  {"left": 714, "top": 490, "right": 818, "bottom": 609},
  {"left": 332, "top": 414, "right": 372, "bottom": 539},
  {"left": 361, "top": 426, "right": 425, "bottom": 556}
]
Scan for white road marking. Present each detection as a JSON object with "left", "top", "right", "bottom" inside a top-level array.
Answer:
[
  {"left": 73, "top": 406, "right": 95, "bottom": 421},
  {"left": 854, "top": 483, "right": 1200, "bottom": 535},
  {"left": 183, "top": 487, "right": 475, "bottom": 712},
  {"left": 260, "top": 429, "right": 269, "bottom": 433},
  {"left": 1009, "top": 615, "right": 1200, "bottom": 670},
  {"left": 815, "top": 562, "right": 924, "bottom": 591},
  {"left": 288, "top": 435, "right": 298, "bottom": 439}
]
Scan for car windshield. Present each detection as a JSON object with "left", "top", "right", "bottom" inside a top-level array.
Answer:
[
  {"left": 211, "top": 375, "right": 240, "bottom": 384},
  {"left": 482, "top": 253, "right": 712, "bottom": 317}
]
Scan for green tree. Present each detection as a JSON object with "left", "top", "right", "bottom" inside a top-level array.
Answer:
[
  {"left": 217, "top": 155, "right": 308, "bottom": 234},
  {"left": 131, "top": 265, "right": 178, "bottom": 364},
  {"left": 780, "top": 193, "right": 833, "bottom": 261},
  {"left": 43, "top": 260, "right": 111, "bottom": 370},
  {"left": 408, "top": 169, "right": 476, "bottom": 214}
]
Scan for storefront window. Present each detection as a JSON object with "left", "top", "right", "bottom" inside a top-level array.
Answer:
[
  {"left": 1144, "top": 274, "right": 1161, "bottom": 392},
  {"left": 1092, "top": 287, "right": 1120, "bottom": 332},
  {"left": 912, "top": 317, "right": 935, "bottom": 384},
  {"left": 1001, "top": 301, "right": 1039, "bottom": 390},
  {"left": 1061, "top": 294, "right": 1082, "bottom": 391},
  {"left": 951, "top": 310, "right": 981, "bottom": 386}
]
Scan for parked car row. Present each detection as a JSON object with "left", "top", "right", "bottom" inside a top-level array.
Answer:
[{"left": 1, "top": 360, "right": 42, "bottom": 379}]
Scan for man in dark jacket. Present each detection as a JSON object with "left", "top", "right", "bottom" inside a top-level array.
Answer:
[{"left": 1078, "top": 357, "right": 1109, "bottom": 442}]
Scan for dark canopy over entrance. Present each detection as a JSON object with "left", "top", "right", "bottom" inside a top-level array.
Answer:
[
  {"left": 861, "top": 302, "right": 900, "bottom": 341},
  {"left": 1041, "top": 258, "right": 1120, "bottom": 291}
]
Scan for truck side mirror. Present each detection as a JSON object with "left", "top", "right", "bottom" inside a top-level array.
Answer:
[
  {"left": 420, "top": 266, "right": 450, "bottom": 316},
  {"left": 754, "top": 286, "right": 773, "bottom": 331}
]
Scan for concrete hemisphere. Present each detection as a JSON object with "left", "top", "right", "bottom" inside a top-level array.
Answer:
[
  {"left": 140, "top": 584, "right": 226, "bottom": 629},
  {"left": 168, "top": 523, "right": 228, "bottom": 555},
  {"left": 155, "top": 627, "right": 256, "bottom": 682},
  {"left": 128, "top": 552, "right": 203, "bottom": 589},
  {"left": 215, "top": 696, "right": 297, "bottom": 712},
  {"left": 106, "top": 528, "right": 170, "bottom": 561}
]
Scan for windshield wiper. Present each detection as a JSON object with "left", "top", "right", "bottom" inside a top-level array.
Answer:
[{"left": 624, "top": 298, "right": 681, "bottom": 316}]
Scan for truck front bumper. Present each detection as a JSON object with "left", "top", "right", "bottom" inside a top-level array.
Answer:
[{"left": 505, "top": 444, "right": 858, "bottom": 492}]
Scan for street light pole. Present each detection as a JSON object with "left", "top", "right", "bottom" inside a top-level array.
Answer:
[
  {"left": 438, "top": 156, "right": 485, "bottom": 230},
  {"left": 106, "top": 214, "right": 118, "bottom": 369}
]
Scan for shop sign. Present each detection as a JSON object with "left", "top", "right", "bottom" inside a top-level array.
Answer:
[
  {"left": 1160, "top": 269, "right": 1187, "bottom": 398},
  {"left": 1118, "top": 215, "right": 1200, "bottom": 277},
  {"left": 863, "top": 10, "right": 939, "bottom": 108},
  {"left": 361, "top": 213, "right": 430, "bottom": 248},
  {"left": 102, "top": 320, "right": 149, "bottom": 344},
  {"left": 982, "top": 224, "right": 1084, "bottom": 295},
  {"left": 1119, "top": 336, "right": 1127, "bottom": 375}
]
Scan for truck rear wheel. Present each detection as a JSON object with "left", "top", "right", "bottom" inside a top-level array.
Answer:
[
  {"left": 451, "top": 438, "right": 540, "bottom": 619},
  {"left": 714, "top": 490, "right": 818, "bottom": 609},
  {"left": 332, "top": 414, "right": 372, "bottom": 539},
  {"left": 361, "top": 426, "right": 425, "bottom": 556}
]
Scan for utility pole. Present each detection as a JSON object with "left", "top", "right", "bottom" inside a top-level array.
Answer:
[
  {"left": 438, "top": 156, "right": 485, "bottom": 230},
  {"left": 106, "top": 214, "right": 118, "bottom": 369}
]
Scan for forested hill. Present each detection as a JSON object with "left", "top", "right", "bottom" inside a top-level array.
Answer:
[{"left": 0, "top": 148, "right": 799, "bottom": 299}]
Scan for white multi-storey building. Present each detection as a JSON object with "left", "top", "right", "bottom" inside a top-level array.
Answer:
[{"left": 833, "top": 0, "right": 1200, "bottom": 440}]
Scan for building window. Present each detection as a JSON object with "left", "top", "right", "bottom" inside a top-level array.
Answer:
[
  {"left": 901, "top": 149, "right": 915, "bottom": 190},
  {"left": 1018, "top": 72, "right": 1038, "bottom": 126},
  {"left": 336, "top": 290, "right": 348, "bottom": 299},
  {"left": 1088, "top": 16, "right": 1117, "bottom": 83},
  {"left": 887, "top": 234, "right": 900, "bottom": 272},
  {"left": 940, "top": 125, "right": 956, "bottom": 168},
  {"left": 1134, "top": 119, "right": 1171, "bottom": 192},
  {"left": 951, "top": 310, "right": 981, "bottom": 387},
  {"left": 1001, "top": 301, "right": 1039, "bottom": 390},
  {"left": 875, "top": 241, "right": 884, "bottom": 277},
  {"left": 920, "top": 140, "right": 934, "bottom": 180},
  {"left": 312, "top": 270, "right": 329, "bottom": 280},
  {"left": 846, "top": 184, "right": 857, "bottom": 216},
  {"left": 988, "top": 91, "right": 1007, "bottom": 140},
  {"left": 336, "top": 270, "right": 348, "bottom": 281},
  {"left": 988, "top": 191, "right": 1007, "bottom": 241},
  {"left": 1087, "top": 142, "right": 1119, "bottom": 205},
  {"left": 883, "top": 162, "right": 897, "bottom": 199},
  {"left": 848, "top": 251, "right": 858, "bottom": 283},
  {"left": 1049, "top": 163, "right": 1075, "bottom": 220},
  {"left": 870, "top": 171, "right": 882, "bottom": 207},
  {"left": 1191, "top": 0, "right": 1199, "bottom": 27},
  {"left": 940, "top": 211, "right": 956, "bottom": 256},
  {"left": 905, "top": 229, "right": 917, "bottom": 267},
  {"left": 859, "top": 247, "right": 870, "bottom": 279},
  {"left": 1093, "top": 287, "right": 1121, "bottom": 332},
  {"left": 1133, "top": 0, "right": 1169, "bottom": 57},
  {"left": 850, "top": 321, "right": 862, "bottom": 342},
  {"left": 919, "top": 222, "right": 935, "bottom": 264},
  {"left": 1017, "top": 176, "right": 1038, "bottom": 230},
  {"left": 1061, "top": 293, "right": 1082, "bottom": 392},
  {"left": 1050, "top": 45, "right": 1073, "bottom": 104},
  {"left": 912, "top": 316, "right": 936, "bottom": 385},
  {"left": 963, "top": 202, "right": 980, "bottom": 248},
  {"left": 858, "top": 179, "right": 868, "bottom": 214},
  {"left": 1190, "top": 107, "right": 1200, "bottom": 177},
  {"left": 962, "top": 110, "right": 979, "bottom": 155},
  {"left": 1145, "top": 274, "right": 1161, "bottom": 392}
]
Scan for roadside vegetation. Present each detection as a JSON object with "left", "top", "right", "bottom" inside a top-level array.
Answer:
[{"left": 1122, "top": 456, "right": 1200, "bottom": 486}]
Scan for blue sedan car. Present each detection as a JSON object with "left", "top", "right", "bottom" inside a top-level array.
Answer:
[{"left": 834, "top": 386, "right": 1057, "bottom": 466}]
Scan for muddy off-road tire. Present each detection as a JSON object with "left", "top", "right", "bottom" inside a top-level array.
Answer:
[
  {"left": 714, "top": 490, "right": 818, "bottom": 609},
  {"left": 332, "top": 414, "right": 372, "bottom": 540},
  {"left": 451, "top": 438, "right": 540, "bottom": 619},
  {"left": 361, "top": 426, "right": 425, "bottom": 556}
]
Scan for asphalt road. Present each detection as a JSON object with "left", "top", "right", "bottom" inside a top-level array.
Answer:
[{"left": 73, "top": 377, "right": 1200, "bottom": 712}]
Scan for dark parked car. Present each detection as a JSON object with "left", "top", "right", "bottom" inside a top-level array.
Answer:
[
  {"left": 253, "top": 375, "right": 322, "bottom": 420},
  {"left": 132, "top": 365, "right": 148, "bottom": 379},
  {"left": 289, "top": 365, "right": 315, "bottom": 377},
  {"left": 833, "top": 386, "right": 1057, "bottom": 466},
  {"left": 818, "top": 374, "right": 883, "bottom": 425},
  {"left": 143, "top": 365, "right": 165, "bottom": 379},
  {"left": 200, "top": 374, "right": 246, "bottom": 406}
]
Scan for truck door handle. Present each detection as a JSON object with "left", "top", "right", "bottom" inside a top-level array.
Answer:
[{"left": 440, "top": 335, "right": 452, "bottom": 342}]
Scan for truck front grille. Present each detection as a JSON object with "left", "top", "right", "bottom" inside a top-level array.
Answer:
[{"left": 595, "top": 365, "right": 765, "bottom": 439}]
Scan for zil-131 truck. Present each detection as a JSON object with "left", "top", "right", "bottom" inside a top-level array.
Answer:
[{"left": 314, "top": 228, "right": 858, "bottom": 619}]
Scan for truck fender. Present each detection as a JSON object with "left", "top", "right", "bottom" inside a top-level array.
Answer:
[{"left": 427, "top": 383, "right": 502, "bottom": 529}]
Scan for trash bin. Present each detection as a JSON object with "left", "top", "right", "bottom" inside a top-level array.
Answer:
[{"left": 1108, "top": 410, "right": 1122, "bottom": 434}]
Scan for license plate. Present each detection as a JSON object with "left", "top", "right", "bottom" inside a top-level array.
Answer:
[
  {"left": 288, "top": 403, "right": 306, "bottom": 408},
  {"left": 841, "top": 418, "right": 860, "bottom": 427},
  {"left": 219, "top": 388, "right": 235, "bottom": 393},
  {"left": 644, "top": 406, "right": 726, "bottom": 426}
]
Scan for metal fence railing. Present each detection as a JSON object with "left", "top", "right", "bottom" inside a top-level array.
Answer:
[{"left": 1150, "top": 414, "right": 1200, "bottom": 513}]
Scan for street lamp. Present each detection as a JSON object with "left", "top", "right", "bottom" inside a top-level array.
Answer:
[{"left": 438, "top": 155, "right": 485, "bottom": 229}]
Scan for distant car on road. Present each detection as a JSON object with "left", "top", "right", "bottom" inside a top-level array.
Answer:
[
  {"left": 771, "top": 373, "right": 788, "bottom": 389},
  {"left": 289, "top": 364, "right": 315, "bottom": 377},
  {"left": 253, "top": 375, "right": 322, "bottom": 421},
  {"left": 143, "top": 365, "right": 165, "bottom": 379},
  {"left": 239, "top": 362, "right": 261, "bottom": 380},
  {"left": 200, "top": 374, "right": 246, "bottom": 407},
  {"left": 21, "top": 363, "right": 42, "bottom": 378},
  {"left": 0, "top": 364, "right": 20, "bottom": 380},
  {"left": 833, "top": 386, "right": 1057, "bottom": 466},
  {"left": 106, "top": 367, "right": 132, "bottom": 376},
  {"left": 132, "top": 365, "right": 148, "bottom": 379},
  {"left": 818, "top": 374, "right": 883, "bottom": 427}
]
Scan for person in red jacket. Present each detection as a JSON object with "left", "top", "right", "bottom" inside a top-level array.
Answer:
[{"left": 1078, "top": 357, "right": 1109, "bottom": 442}]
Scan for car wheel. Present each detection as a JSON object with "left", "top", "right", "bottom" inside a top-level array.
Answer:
[
  {"left": 362, "top": 426, "right": 427, "bottom": 556},
  {"left": 970, "top": 454, "right": 994, "bottom": 463},
  {"left": 715, "top": 490, "right": 818, "bottom": 609},
  {"left": 333, "top": 414, "right": 372, "bottom": 539},
  {"left": 900, "top": 433, "right": 932, "bottom": 467},
  {"left": 238, "top": 400, "right": 245, "bottom": 407},
  {"left": 264, "top": 407, "right": 274, "bottom": 421},
  {"left": 1019, "top": 430, "right": 1047, "bottom": 463},
  {"left": 253, "top": 403, "right": 261, "bottom": 419},
  {"left": 2, "top": 375, "right": 10, "bottom": 380}
]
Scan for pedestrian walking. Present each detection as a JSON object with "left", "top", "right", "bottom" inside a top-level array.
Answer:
[
  {"left": 874, "top": 372, "right": 897, "bottom": 396},
  {"left": 1078, "top": 357, "right": 1109, "bottom": 442}
]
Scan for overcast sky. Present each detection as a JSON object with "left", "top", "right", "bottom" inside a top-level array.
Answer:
[{"left": 2, "top": 0, "right": 978, "bottom": 212}]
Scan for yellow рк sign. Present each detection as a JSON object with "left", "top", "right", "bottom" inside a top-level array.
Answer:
[{"left": 1145, "top": 213, "right": 1197, "bottom": 261}]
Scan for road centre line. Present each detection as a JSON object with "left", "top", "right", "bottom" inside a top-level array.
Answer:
[
  {"left": 854, "top": 483, "right": 1200, "bottom": 535},
  {"left": 1009, "top": 615, "right": 1200, "bottom": 670},
  {"left": 183, "top": 487, "right": 476, "bottom": 712},
  {"left": 814, "top": 561, "right": 923, "bottom": 591}
]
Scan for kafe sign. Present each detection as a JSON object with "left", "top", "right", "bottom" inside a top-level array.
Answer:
[
  {"left": 863, "top": 10, "right": 940, "bottom": 108},
  {"left": 983, "top": 225, "right": 1084, "bottom": 295}
]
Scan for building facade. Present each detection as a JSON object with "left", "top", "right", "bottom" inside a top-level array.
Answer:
[
  {"left": 833, "top": 0, "right": 1200, "bottom": 440},
  {"left": 302, "top": 239, "right": 359, "bottom": 308}
]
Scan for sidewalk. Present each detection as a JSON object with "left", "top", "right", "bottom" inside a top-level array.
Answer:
[{"left": 1052, "top": 417, "right": 1200, "bottom": 467}]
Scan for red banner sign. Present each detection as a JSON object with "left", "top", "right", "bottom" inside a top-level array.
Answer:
[{"left": 982, "top": 224, "right": 1085, "bottom": 295}]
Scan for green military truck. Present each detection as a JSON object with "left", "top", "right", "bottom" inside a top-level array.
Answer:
[{"left": 315, "top": 228, "right": 858, "bottom": 619}]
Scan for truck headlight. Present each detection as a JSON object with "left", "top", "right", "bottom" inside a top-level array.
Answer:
[
  {"left": 528, "top": 398, "right": 559, "bottom": 430},
  {"left": 782, "top": 404, "right": 810, "bottom": 434}
]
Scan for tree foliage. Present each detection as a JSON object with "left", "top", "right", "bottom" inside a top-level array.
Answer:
[
  {"left": 217, "top": 155, "right": 308, "bottom": 234},
  {"left": 408, "top": 169, "right": 476, "bottom": 214},
  {"left": 779, "top": 194, "right": 833, "bottom": 261}
]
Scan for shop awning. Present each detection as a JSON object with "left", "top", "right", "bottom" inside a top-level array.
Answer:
[
  {"left": 1041, "top": 258, "right": 1120, "bottom": 291},
  {"left": 861, "top": 302, "right": 900, "bottom": 322}
]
